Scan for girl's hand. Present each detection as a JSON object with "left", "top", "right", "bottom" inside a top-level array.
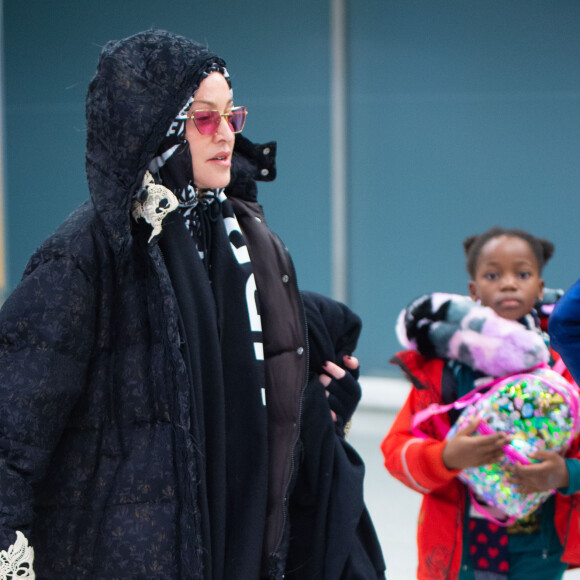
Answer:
[
  {"left": 508, "top": 451, "right": 569, "bottom": 494},
  {"left": 318, "top": 355, "right": 361, "bottom": 426},
  {"left": 442, "top": 417, "right": 510, "bottom": 471}
]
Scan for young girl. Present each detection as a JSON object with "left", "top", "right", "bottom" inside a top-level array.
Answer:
[{"left": 381, "top": 226, "right": 580, "bottom": 580}]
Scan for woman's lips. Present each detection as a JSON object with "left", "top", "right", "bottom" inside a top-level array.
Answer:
[{"left": 208, "top": 152, "right": 231, "bottom": 166}]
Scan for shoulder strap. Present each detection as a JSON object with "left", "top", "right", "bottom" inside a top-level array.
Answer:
[
  {"left": 411, "top": 363, "right": 551, "bottom": 440},
  {"left": 411, "top": 379, "right": 495, "bottom": 438}
]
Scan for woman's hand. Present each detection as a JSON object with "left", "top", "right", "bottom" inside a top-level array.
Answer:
[
  {"left": 442, "top": 417, "right": 510, "bottom": 470},
  {"left": 508, "top": 451, "right": 569, "bottom": 494},
  {"left": 318, "top": 355, "right": 361, "bottom": 427}
]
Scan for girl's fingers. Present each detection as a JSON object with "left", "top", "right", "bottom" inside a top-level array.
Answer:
[{"left": 457, "top": 417, "right": 481, "bottom": 436}]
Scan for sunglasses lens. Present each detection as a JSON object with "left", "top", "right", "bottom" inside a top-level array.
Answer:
[
  {"left": 192, "top": 110, "right": 221, "bottom": 135},
  {"left": 191, "top": 108, "right": 247, "bottom": 134},
  {"left": 228, "top": 108, "right": 247, "bottom": 133}
]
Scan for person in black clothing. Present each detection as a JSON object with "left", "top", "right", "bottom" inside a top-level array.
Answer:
[{"left": 0, "top": 29, "right": 385, "bottom": 579}]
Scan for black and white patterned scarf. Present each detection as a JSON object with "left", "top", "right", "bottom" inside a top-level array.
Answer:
[{"left": 150, "top": 63, "right": 269, "bottom": 578}]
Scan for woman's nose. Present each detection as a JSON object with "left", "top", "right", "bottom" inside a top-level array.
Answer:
[{"left": 215, "top": 116, "right": 235, "bottom": 141}]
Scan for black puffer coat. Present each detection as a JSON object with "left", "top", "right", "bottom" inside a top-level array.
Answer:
[{"left": 0, "top": 30, "right": 307, "bottom": 579}]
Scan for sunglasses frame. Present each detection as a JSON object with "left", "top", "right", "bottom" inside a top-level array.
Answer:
[{"left": 188, "top": 106, "right": 247, "bottom": 135}]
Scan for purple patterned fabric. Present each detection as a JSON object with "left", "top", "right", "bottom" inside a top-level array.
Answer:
[{"left": 396, "top": 293, "right": 550, "bottom": 377}]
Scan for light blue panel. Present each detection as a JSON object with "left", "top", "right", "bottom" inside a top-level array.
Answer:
[
  {"left": 3, "top": 1, "right": 332, "bottom": 295},
  {"left": 349, "top": 1, "right": 580, "bottom": 374}
]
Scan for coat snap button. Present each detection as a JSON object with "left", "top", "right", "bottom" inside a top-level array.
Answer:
[
  {"left": 297, "top": 346, "right": 304, "bottom": 356},
  {"left": 282, "top": 274, "right": 289, "bottom": 284},
  {"left": 263, "top": 147, "right": 270, "bottom": 155},
  {"left": 260, "top": 168, "right": 269, "bottom": 176}
]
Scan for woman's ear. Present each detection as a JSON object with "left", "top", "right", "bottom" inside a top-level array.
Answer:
[{"left": 468, "top": 280, "right": 479, "bottom": 302}]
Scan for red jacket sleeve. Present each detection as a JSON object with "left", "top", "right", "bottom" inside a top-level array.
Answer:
[{"left": 381, "top": 387, "right": 460, "bottom": 494}]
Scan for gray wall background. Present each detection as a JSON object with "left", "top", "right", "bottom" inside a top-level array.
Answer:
[{"left": 2, "top": 1, "right": 580, "bottom": 375}]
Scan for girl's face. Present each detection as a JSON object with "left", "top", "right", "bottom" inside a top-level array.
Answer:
[
  {"left": 468, "top": 235, "right": 545, "bottom": 321},
  {"left": 185, "top": 72, "right": 235, "bottom": 190}
]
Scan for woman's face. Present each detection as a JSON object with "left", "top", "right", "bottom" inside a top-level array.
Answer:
[{"left": 185, "top": 72, "right": 236, "bottom": 189}]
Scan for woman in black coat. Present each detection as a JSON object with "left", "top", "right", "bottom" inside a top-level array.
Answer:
[{"left": 0, "top": 29, "right": 384, "bottom": 579}]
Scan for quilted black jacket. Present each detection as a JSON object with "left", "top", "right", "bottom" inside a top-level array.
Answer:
[{"left": 0, "top": 30, "right": 307, "bottom": 579}]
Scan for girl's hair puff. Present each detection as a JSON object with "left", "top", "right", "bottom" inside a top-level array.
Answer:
[{"left": 463, "top": 226, "right": 554, "bottom": 279}]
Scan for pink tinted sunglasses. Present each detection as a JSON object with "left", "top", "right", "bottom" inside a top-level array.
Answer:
[{"left": 188, "top": 106, "right": 247, "bottom": 135}]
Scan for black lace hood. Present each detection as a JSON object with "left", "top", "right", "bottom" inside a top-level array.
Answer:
[{"left": 85, "top": 29, "right": 225, "bottom": 253}]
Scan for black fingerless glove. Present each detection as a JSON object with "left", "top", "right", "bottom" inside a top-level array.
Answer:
[{"left": 326, "top": 370, "right": 362, "bottom": 434}]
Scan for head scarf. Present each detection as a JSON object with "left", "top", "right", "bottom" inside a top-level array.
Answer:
[
  {"left": 149, "top": 63, "right": 232, "bottom": 202},
  {"left": 148, "top": 62, "right": 233, "bottom": 249}
]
